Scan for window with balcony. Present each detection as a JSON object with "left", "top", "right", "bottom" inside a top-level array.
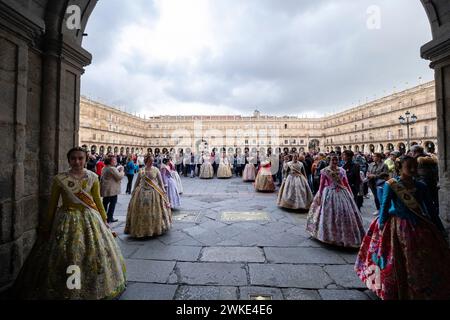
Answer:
[{"left": 398, "top": 129, "right": 404, "bottom": 138}]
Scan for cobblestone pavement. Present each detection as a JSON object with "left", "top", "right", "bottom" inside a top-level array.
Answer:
[{"left": 111, "top": 175, "right": 379, "bottom": 300}]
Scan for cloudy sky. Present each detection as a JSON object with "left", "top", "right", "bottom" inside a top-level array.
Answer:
[{"left": 81, "top": 0, "right": 434, "bottom": 117}]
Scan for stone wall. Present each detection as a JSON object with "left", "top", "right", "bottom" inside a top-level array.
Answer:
[
  {"left": 0, "top": 31, "right": 42, "bottom": 293},
  {"left": 0, "top": 0, "right": 95, "bottom": 293}
]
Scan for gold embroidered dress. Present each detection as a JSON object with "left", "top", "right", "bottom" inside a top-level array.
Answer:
[
  {"left": 14, "top": 170, "right": 126, "bottom": 300},
  {"left": 277, "top": 161, "right": 314, "bottom": 210},
  {"left": 217, "top": 157, "right": 233, "bottom": 179},
  {"left": 125, "top": 167, "right": 172, "bottom": 238}
]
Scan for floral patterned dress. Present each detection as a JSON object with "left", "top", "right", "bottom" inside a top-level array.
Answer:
[
  {"left": 199, "top": 156, "right": 214, "bottom": 179},
  {"left": 255, "top": 161, "right": 276, "bottom": 192},
  {"left": 355, "top": 178, "right": 450, "bottom": 300},
  {"left": 217, "top": 157, "right": 233, "bottom": 179},
  {"left": 243, "top": 156, "right": 256, "bottom": 182},
  {"left": 14, "top": 170, "right": 126, "bottom": 300},
  {"left": 306, "top": 167, "right": 365, "bottom": 248},
  {"left": 277, "top": 161, "right": 313, "bottom": 210},
  {"left": 125, "top": 167, "right": 172, "bottom": 238}
]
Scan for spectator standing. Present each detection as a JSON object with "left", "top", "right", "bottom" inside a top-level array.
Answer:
[{"left": 100, "top": 156, "right": 125, "bottom": 223}]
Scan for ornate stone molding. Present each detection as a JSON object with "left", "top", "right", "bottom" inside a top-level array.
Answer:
[
  {"left": 422, "top": 37, "right": 450, "bottom": 68},
  {"left": 0, "top": 0, "right": 45, "bottom": 48}
]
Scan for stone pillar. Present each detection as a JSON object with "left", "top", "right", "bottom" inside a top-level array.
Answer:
[
  {"left": 39, "top": 36, "right": 92, "bottom": 228},
  {"left": 0, "top": 2, "right": 45, "bottom": 293},
  {"left": 422, "top": 33, "right": 450, "bottom": 234}
]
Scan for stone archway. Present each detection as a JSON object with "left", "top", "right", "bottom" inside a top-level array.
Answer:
[
  {"left": 309, "top": 139, "right": 320, "bottom": 151},
  {"left": 1, "top": 0, "right": 450, "bottom": 294},
  {"left": 387, "top": 143, "right": 395, "bottom": 152},
  {"left": 424, "top": 141, "right": 436, "bottom": 153}
]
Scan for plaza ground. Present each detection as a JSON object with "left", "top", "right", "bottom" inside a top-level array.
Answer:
[{"left": 112, "top": 176, "right": 378, "bottom": 300}]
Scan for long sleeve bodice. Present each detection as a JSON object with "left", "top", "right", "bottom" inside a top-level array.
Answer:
[
  {"left": 43, "top": 171, "right": 107, "bottom": 233},
  {"left": 318, "top": 167, "right": 353, "bottom": 197},
  {"left": 379, "top": 178, "right": 442, "bottom": 231},
  {"left": 134, "top": 167, "right": 165, "bottom": 192}
]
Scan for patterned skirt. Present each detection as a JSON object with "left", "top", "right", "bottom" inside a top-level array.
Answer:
[
  {"left": 14, "top": 208, "right": 126, "bottom": 300},
  {"left": 355, "top": 216, "right": 450, "bottom": 300},
  {"left": 217, "top": 164, "right": 233, "bottom": 179},
  {"left": 243, "top": 164, "right": 256, "bottom": 182},
  {"left": 166, "top": 177, "right": 181, "bottom": 209},
  {"left": 171, "top": 171, "right": 183, "bottom": 194},
  {"left": 306, "top": 186, "right": 365, "bottom": 248},
  {"left": 200, "top": 163, "right": 214, "bottom": 179},
  {"left": 277, "top": 175, "right": 314, "bottom": 210},
  {"left": 255, "top": 169, "right": 275, "bottom": 192},
  {"left": 125, "top": 185, "right": 172, "bottom": 238}
]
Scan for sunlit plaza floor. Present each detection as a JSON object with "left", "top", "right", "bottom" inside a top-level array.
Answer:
[{"left": 111, "top": 175, "right": 379, "bottom": 300}]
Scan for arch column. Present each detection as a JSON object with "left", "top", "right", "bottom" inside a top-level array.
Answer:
[{"left": 421, "top": 3, "right": 450, "bottom": 232}]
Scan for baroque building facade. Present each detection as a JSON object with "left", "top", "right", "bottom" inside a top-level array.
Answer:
[{"left": 80, "top": 81, "right": 438, "bottom": 156}]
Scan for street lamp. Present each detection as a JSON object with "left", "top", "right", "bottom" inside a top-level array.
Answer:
[{"left": 398, "top": 111, "right": 418, "bottom": 152}]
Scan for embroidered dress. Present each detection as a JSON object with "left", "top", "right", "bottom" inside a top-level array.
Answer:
[
  {"left": 255, "top": 161, "right": 275, "bottom": 192},
  {"left": 306, "top": 167, "right": 365, "bottom": 248},
  {"left": 243, "top": 156, "right": 256, "bottom": 182},
  {"left": 199, "top": 156, "right": 214, "bottom": 179},
  {"left": 169, "top": 161, "right": 183, "bottom": 194},
  {"left": 217, "top": 157, "right": 233, "bottom": 179},
  {"left": 14, "top": 170, "right": 126, "bottom": 300},
  {"left": 161, "top": 164, "right": 181, "bottom": 209},
  {"left": 277, "top": 161, "right": 313, "bottom": 210},
  {"left": 125, "top": 167, "right": 172, "bottom": 238},
  {"left": 355, "top": 178, "right": 450, "bottom": 300}
]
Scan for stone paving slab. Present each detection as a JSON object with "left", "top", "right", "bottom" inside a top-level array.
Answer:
[
  {"left": 239, "top": 287, "right": 284, "bottom": 300},
  {"left": 264, "top": 247, "right": 347, "bottom": 264},
  {"left": 323, "top": 265, "right": 367, "bottom": 289},
  {"left": 131, "top": 243, "right": 202, "bottom": 262},
  {"left": 176, "top": 262, "right": 248, "bottom": 286},
  {"left": 120, "top": 283, "right": 178, "bottom": 300},
  {"left": 281, "top": 288, "right": 322, "bottom": 300},
  {"left": 158, "top": 230, "right": 193, "bottom": 245},
  {"left": 249, "top": 264, "right": 333, "bottom": 289},
  {"left": 126, "top": 259, "right": 176, "bottom": 283},
  {"left": 318, "top": 289, "right": 370, "bottom": 300},
  {"left": 200, "top": 247, "right": 266, "bottom": 263},
  {"left": 112, "top": 177, "right": 377, "bottom": 299},
  {"left": 175, "top": 286, "right": 238, "bottom": 300},
  {"left": 259, "top": 233, "right": 310, "bottom": 247}
]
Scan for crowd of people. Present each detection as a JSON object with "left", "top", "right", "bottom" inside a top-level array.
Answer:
[{"left": 12, "top": 144, "right": 450, "bottom": 300}]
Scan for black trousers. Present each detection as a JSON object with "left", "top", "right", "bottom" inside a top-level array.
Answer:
[
  {"left": 126, "top": 174, "right": 134, "bottom": 194},
  {"left": 369, "top": 184, "right": 381, "bottom": 210},
  {"left": 103, "top": 195, "right": 118, "bottom": 222}
]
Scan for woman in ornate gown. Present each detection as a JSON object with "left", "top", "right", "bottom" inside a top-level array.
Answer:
[
  {"left": 199, "top": 153, "right": 214, "bottom": 179},
  {"left": 14, "top": 147, "right": 126, "bottom": 300},
  {"left": 255, "top": 159, "right": 276, "bottom": 192},
  {"left": 161, "top": 159, "right": 181, "bottom": 209},
  {"left": 217, "top": 153, "right": 233, "bottom": 179},
  {"left": 306, "top": 155, "right": 365, "bottom": 248},
  {"left": 277, "top": 153, "right": 314, "bottom": 210},
  {"left": 169, "top": 158, "right": 183, "bottom": 194},
  {"left": 125, "top": 155, "right": 172, "bottom": 238},
  {"left": 243, "top": 153, "right": 256, "bottom": 182},
  {"left": 355, "top": 156, "right": 450, "bottom": 300}
]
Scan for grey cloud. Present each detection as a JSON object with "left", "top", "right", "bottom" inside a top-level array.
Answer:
[{"left": 81, "top": 0, "right": 434, "bottom": 116}]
